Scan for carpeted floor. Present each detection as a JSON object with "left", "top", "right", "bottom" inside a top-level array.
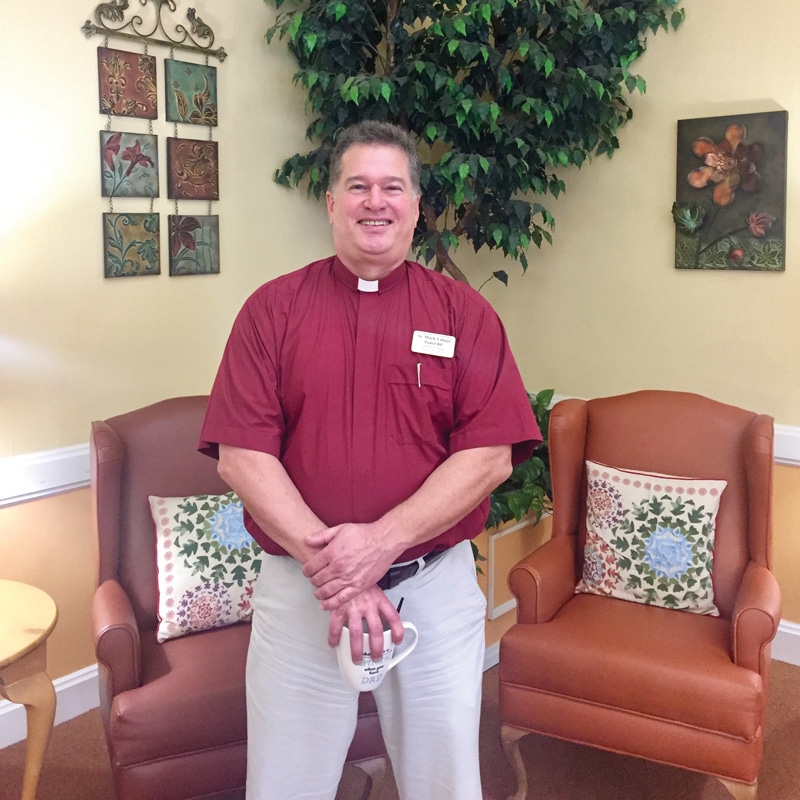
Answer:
[{"left": 1, "top": 662, "right": 798, "bottom": 800}]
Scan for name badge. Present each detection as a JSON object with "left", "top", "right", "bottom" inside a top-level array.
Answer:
[{"left": 411, "top": 330, "right": 456, "bottom": 359}]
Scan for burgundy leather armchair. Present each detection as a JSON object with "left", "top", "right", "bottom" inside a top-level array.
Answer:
[
  {"left": 91, "top": 396, "right": 387, "bottom": 800},
  {"left": 499, "top": 391, "right": 781, "bottom": 800}
]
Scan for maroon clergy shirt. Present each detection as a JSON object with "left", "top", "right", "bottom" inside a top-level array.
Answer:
[{"left": 199, "top": 256, "right": 540, "bottom": 562}]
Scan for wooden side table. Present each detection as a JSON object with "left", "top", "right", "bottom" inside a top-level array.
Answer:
[{"left": 0, "top": 580, "right": 58, "bottom": 800}]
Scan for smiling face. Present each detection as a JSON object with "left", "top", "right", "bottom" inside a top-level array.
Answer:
[{"left": 326, "top": 143, "right": 420, "bottom": 280}]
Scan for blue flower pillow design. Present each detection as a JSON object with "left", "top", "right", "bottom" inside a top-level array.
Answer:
[
  {"left": 149, "top": 492, "right": 263, "bottom": 642},
  {"left": 575, "top": 461, "right": 727, "bottom": 615}
]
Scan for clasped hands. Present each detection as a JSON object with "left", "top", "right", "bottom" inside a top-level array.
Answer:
[{"left": 302, "top": 522, "right": 405, "bottom": 663}]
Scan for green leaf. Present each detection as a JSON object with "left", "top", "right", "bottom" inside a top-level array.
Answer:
[
  {"left": 380, "top": 82, "right": 391, "bottom": 102},
  {"left": 334, "top": 2, "right": 347, "bottom": 21},
  {"left": 287, "top": 12, "right": 303, "bottom": 42},
  {"left": 493, "top": 270, "right": 508, "bottom": 286},
  {"left": 454, "top": 18, "right": 467, "bottom": 36}
]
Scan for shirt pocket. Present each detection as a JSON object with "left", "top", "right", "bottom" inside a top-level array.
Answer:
[{"left": 387, "top": 362, "right": 454, "bottom": 444}]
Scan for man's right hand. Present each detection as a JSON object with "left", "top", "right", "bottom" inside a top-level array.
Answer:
[{"left": 328, "top": 584, "right": 405, "bottom": 663}]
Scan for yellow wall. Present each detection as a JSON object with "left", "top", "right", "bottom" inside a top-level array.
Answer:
[
  {"left": 0, "top": 489, "right": 95, "bottom": 679},
  {"left": 472, "top": 0, "right": 800, "bottom": 425},
  {"left": 2, "top": 0, "right": 800, "bottom": 680}
]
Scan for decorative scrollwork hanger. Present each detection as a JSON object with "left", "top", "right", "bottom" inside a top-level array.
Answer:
[{"left": 82, "top": 0, "right": 227, "bottom": 61}]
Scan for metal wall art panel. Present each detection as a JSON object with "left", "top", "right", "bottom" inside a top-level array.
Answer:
[
  {"left": 169, "top": 214, "right": 220, "bottom": 275},
  {"left": 97, "top": 46, "right": 158, "bottom": 119},
  {"left": 165, "top": 58, "right": 218, "bottom": 126},
  {"left": 167, "top": 137, "right": 219, "bottom": 200},
  {"left": 103, "top": 212, "right": 161, "bottom": 278},
  {"left": 100, "top": 131, "right": 159, "bottom": 198}
]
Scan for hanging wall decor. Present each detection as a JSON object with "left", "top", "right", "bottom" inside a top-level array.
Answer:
[
  {"left": 169, "top": 214, "right": 220, "bottom": 275},
  {"left": 165, "top": 58, "right": 218, "bottom": 126},
  {"left": 100, "top": 131, "right": 159, "bottom": 198},
  {"left": 673, "top": 110, "right": 788, "bottom": 271},
  {"left": 167, "top": 137, "right": 219, "bottom": 200},
  {"left": 97, "top": 46, "right": 158, "bottom": 118},
  {"left": 83, "top": 2, "right": 227, "bottom": 61},
  {"left": 103, "top": 212, "right": 161, "bottom": 278},
  {"left": 84, "top": 0, "right": 226, "bottom": 278}
]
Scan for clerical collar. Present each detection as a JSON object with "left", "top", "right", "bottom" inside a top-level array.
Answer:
[
  {"left": 332, "top": 256, "right": 406, "bottom": 293},
  {"left": 357, "top": 278, "right": 379, "bottom": 292}
]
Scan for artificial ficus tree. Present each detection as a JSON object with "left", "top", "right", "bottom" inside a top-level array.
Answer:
[{"left": 265, "top": 0, "right": 684, "bottom": 286}]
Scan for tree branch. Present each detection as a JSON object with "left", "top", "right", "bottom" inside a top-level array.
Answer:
[{"left": 422, "top": 202, "right": 470, "bottom": 284}]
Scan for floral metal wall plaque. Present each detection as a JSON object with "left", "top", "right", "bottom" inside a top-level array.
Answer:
[
  {"left": 103, "top": 213, "right": 161, "bottom": 278},
  {"left": 97, "top": 47, "right": 158, "bottom": 119},
  {"left": 100, "top": 131, "right": 159, "bottom": 198},
  {"left": 165, "top": 59, "right": 218, "bottom": 126},
  {"left": 167, "top": 137, "right": 219, "bottom": 200},
  {"left": 169, "top": 215, "right": 220, "bottom": 275},
  {"left": 673, "top": 110, "right": 788, "bottom": 271}
]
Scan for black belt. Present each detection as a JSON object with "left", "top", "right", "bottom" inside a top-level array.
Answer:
[{"left": 377, "top": 549, "right": 447, "bottom": 591}]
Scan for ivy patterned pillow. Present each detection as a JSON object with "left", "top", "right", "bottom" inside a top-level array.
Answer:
[
  {"left": 575, "top": 461, "right": 727, "bottom": 615},
  {"left": 149, "top": 492, "right": 263, "bottom": 642}
]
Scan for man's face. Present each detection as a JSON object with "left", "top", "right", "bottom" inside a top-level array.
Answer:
[{"left": 326, "top": 143, "right": 420, "bottom": 279}]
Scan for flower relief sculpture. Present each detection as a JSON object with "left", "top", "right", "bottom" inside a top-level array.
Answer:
[
  {"left": 101, "top": 131, "right": 159, "bottom": 199},
  {"left": 672, "top": 113, "right": 787, "bottom": 271}
]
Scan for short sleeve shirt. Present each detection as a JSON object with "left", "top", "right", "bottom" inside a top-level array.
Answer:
[{"left": 199, "top": 256, "right": 540, "bottom": 560}]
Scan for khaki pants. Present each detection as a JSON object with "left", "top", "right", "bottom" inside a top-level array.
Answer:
[{"left": 245, "top": 539, "right": 486, "bottom": 800}]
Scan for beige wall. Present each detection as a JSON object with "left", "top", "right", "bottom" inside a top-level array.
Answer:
[
  {"left": 2, "top": 0, "right": 800, "bottom": 680},
  {"left": 1, "top": 0, "right": 332, "bottom": 457},
  {"left": 472, "top": 0, "right": 800, "bottom": 425}
]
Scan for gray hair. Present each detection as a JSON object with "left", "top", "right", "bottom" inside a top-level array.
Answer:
[{"left": 328, "top": 121, "right": 421, "bottom": 195}]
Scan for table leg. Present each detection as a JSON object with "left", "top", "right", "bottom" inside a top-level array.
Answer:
[{"left": 0, "top": 671, "right": 57, "bottom": 800}]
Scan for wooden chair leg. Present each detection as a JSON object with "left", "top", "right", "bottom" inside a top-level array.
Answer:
[
  {"left": 353, "top": 756, "right": 388, "bottom": 800},
  {"left": 501, "top": 723, "right": 530, "bottom": 800},
  {"left": 717, "top": 777, "right": 758, "bottom": 800}
]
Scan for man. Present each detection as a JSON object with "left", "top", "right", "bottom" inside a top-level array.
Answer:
[{"left": 199, "top": 120, "right": 540, "bottom": 800}]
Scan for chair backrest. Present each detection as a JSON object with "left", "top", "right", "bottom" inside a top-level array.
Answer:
[
  {"left": 549, "top": 390, "right": 773, "bottom": 619},
  {"left": 91, "top": 396, "right": 229, "bottom": 630}
]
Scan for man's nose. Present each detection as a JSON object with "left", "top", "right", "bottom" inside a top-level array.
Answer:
[{"left": 365, "top": 185, "right": 385, "bottom": 208}]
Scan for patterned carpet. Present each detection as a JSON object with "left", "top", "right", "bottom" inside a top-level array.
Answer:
[{"left": 1, "top": 661, "right": 798, "bottom": 800}]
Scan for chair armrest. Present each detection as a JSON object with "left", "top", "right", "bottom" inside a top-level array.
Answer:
[
  {"left": 731, "top": 561, "right": 782, "bottom": 673},
  {"left": 93, "top": 579, "right": 142, "bottom": 699},
  {"left": 508, "top": 535, "right": 578, "bottom": 624}
]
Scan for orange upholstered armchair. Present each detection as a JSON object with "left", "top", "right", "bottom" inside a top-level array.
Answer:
[
  {"left": 499, "top": 391, "right": 781, "bottom": 800},
  {"left": 91, "top": 396, "right": 387, "bottom": 800}
]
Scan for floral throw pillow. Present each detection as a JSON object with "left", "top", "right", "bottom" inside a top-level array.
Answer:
[
  {"left": 575, "top": 461, "right": 727, "bottom": 615},
  {"left": 149, "top": 492, "right": 262, "bottom": 643}
]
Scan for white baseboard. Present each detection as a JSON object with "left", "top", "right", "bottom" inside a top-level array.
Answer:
[
  {"left": 484, "top": 641, "right": 500, "bottom": 671},
  {"left": 772, "top": 620, "right": 800, "bottom": 666},
  {"left": 0, "top": 664, "right": 99, "bottom": 750}
]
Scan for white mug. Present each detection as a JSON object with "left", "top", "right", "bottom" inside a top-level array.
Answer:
[{"left": 336, "top": 621, "right": 419, "bottom": 691}]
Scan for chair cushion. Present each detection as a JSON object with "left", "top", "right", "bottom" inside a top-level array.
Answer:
[
  {"left": 110, "top": 623, "right": 251, "bottom": 766},
  {"left": 500, "top": 594, "right": 762, "bottom": 741},
  {"left": 109, "top": 623, "right": 383, "bottom": 767},
  {"left": 150, "top": 492, "right": 263, "bottom": 642},
  {"left": 575, "top": 461, "right": 726, "bottom": 615}
]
